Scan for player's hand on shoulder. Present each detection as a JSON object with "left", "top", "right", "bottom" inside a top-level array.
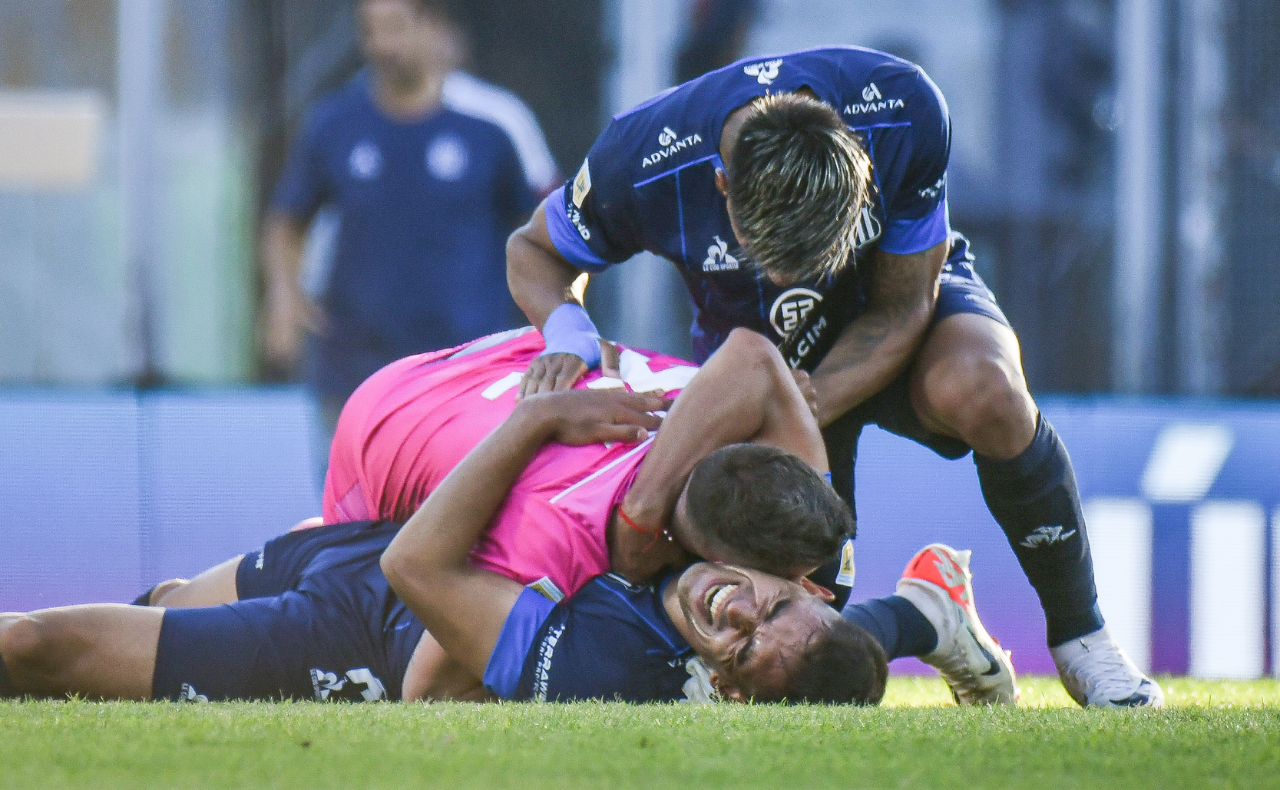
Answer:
[
  {"left": 519, "top": 352, "right": 587, "bottom": 397},
  {"left": 519, "top": 338, "right": 621, "bottom": 398},
  {"left": 518, "top": 388, "right": 671, "bottom": 446}
]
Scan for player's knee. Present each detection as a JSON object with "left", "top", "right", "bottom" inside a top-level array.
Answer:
[{"left": 915, "top": 351, "right": 1033, "bottom": 444}]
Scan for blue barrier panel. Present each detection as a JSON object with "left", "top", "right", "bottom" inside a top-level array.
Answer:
[
  {"left": 138, "top": 390, "right": 321, "bottom": 587},
  {"left": 0, "top": 388, "right": 320, "bottom": 611},
  {"left": 0, "top": 392, "right": 141, "bottom": 612}
]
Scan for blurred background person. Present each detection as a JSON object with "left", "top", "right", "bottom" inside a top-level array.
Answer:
[
  {"left": 260, "top": 0, "right": 559, "bottom": 468},
  {"left": 673, "top": 0, "right": 760, "bottom": 84}
]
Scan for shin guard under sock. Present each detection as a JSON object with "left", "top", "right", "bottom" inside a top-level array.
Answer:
[
  {"left": 975, "top": 415, "right": 1104, "bottom": 646},
  {"left": 843, "top": 595, "right": 938, "bottom": 660}
]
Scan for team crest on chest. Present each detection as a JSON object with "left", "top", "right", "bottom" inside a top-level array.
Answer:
[
  {"left": 426, "top": 134, "right": 468, "bottom": 181},
  {"left": 348, "top": 141, "right": 382, "bottom": 180}
]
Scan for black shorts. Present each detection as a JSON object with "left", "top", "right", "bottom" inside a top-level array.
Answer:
[
  {"left": 822, "top": 233, "right": 1011, "bottom": 514},
  {"left": 151, "top": 521, "right": 423, "bottom": 702}
]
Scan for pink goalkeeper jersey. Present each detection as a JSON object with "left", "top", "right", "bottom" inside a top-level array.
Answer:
[{"left": 322, "top": 327, "right": 699, "bottom": 597}]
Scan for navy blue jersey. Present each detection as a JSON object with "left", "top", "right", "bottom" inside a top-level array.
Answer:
[
  {"left": 508, "top": 573, "right": 697, "bottom": 703},
  {"left": 273, "top": 70, "right": 557, "bottom": 398},
  {"left": 157, "top": 522, "right": 699, "bottom": 704},
  {"left": 545, "top": 47, "right": 952, "bottom": 362}
]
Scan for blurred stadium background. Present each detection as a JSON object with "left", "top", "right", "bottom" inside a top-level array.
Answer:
[{"left": 1, "top": 0, "right": 1279, "bottom": 681}]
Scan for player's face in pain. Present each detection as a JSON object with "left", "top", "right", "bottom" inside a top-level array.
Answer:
[{"left": 671, "top": 562, "right": 841, "bottom": 702}]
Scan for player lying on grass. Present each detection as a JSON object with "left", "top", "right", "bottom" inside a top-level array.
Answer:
[{"left": 0, "top": 427, "right": 1003, "bottom": 705}]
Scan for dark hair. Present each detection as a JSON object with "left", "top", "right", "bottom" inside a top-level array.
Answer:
[
  {"left": 759, "top": 618, "right": 888, "bottom": 705},
  {"left": 727, "top": 93, "right": 871, "bottom": 283},
  {"left": 684, "top": 444, "right": 855, "bottom": 575}
]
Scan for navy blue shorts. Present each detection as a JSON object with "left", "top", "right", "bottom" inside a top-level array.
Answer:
[
  {"left": 822, "top": 233, "right": 1010, "bottom": 514},
  {"left": 152, "top": 521, "right": 423, "bottom": 702}
]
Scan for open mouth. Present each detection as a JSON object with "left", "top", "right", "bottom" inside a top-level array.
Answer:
[{"left": 703, "top": 582, "right": 739, "bottom": 624}]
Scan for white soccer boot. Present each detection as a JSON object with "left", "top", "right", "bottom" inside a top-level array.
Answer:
[
  {"left": 894, "top": 544, "right": 1018, "bottom": 706},
  {"left": 1050, "top": 626, "right": 1164, "bottom": 708}
]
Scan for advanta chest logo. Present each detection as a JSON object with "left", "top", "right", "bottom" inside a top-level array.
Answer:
[
  {"left": 642, "top": 126, "right": 703, "bottom": 168},
  {"left": 744, "top": 59, "right": 783, "bottom": 85},
  {"left": 770, "top": 288, "right": 823, "bottom": 335},
  {"left": 844, "top": 82, "right": 905, "bottom": 116}
]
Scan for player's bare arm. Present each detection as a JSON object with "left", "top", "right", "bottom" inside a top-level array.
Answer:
[
  {"left": 611, "top": 328, "right": 828, "bottom": 583},
  {"left": 260, "top": 212, "right": 325, "bottom": 371},
  {"left": 382, "top": 388, "right": 669, "bottom": 681},
  {"left": 507, "top": 202, "right": 596, "bottom": 398},
  {"left": 808, "top": 240, "right": 947, "bottom": 427}
]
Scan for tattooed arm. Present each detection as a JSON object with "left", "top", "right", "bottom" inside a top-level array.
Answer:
[{"left": 809, "top": 240, "right": 948, "bottom": 427}]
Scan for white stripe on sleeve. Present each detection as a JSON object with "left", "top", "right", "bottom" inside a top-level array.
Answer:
[{"left": 442, "top": 71, "right": 560, "bottom": 193}]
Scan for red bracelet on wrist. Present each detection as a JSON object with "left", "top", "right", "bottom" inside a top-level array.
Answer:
[
  {"left": 617, "top": 505, "right": 660, "bottom": 535},
  {"left": 617, "top": 505, "right": 675, "bottom": 549}
]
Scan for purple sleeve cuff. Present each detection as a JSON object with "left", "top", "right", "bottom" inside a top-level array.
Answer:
[
  {"left": 540, "top": 302, "right": 602, "bottom": 369},
  {"left": 482, "top": 587, "right": 556, "bottom": 699},
  {"left": 877, "top": 200, "right": 951, "bottom": 256},
  {"left": 544, "top": 185, "right": 612, "bottom": 272}
]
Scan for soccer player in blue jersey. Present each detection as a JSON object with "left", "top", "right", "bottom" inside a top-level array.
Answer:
[
  {"left": 262, "top": 0, "right": 558, "bottom": 447},
  {"left": 506, "top": 47, "right": 1160, "bottom": 707}
]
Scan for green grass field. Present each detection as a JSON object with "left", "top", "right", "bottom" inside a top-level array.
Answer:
[{"left": 2, "top": 676, "right": 1278, "bottom": 789}]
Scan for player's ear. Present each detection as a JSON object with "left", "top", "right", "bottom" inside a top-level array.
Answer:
[
  {"left": 798, "top": 576, "right": 835, "bottom": 603},
  {"left": 709, "top": 671, "right": 747, "bottom": 703},
  {"left": 714, "top": 168, "right": 730, "bottom": 198}
]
